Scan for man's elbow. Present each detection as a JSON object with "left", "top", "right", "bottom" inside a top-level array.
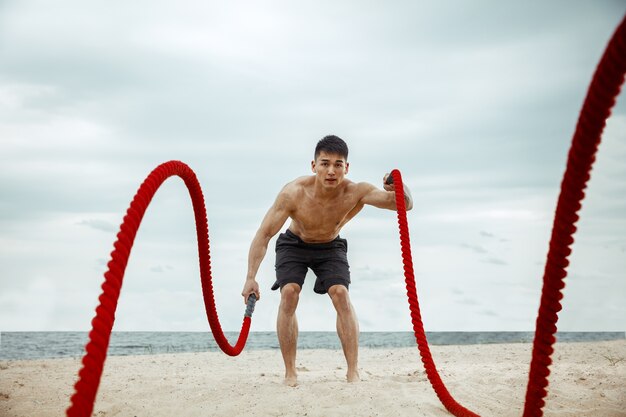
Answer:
[
  {"left": 403, "top": 195, "right": 414, "bottom": 211},
  {"left": 389, "top": 202, "right": 412, "bottom": 211},
  {"left": 254, "top": 228, "right": 273, "bottom": 246}
]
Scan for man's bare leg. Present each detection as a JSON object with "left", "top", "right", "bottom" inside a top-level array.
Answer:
[
  {"left": 277, "top": 283, "right": 300, "bottom": 386},
  {"left": 328, "top": 284, "right": 360, "bottom": 382}
]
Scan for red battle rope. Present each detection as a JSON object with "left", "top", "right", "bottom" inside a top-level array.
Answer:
[
  {"left": 390, "top": 169, "right": 480, "bottom": 417},
  {"left": 522, "top": 14, "right": 626, "bottom": 417},
  {"left": 389, "top": 13, "right": 626, "bottom": 417},
  {"left": 67, "top": 14, "right": 625, "bottom": 417},
  {"left": 66, "top": 161, "right": 256, "bottom": 417}
]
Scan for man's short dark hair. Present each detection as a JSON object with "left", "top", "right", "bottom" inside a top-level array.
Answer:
[{"left": 314, "top": 135, "right": 349, "bottom": 161}]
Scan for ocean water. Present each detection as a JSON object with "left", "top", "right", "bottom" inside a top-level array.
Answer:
[{"left": 0, "top": 331, "right": 623, "bottom": 361}]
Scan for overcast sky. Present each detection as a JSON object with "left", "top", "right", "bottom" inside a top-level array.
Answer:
[{"left": 1, "top": 1, "right": 625, "bottom": 333}]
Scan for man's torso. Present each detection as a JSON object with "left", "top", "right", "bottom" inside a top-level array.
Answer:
[{"left": 285, "top": 176, "right": 366, "bottom": 243}]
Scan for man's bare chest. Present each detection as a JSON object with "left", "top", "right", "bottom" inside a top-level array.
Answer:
[{"left": 292, "top": 194, "right": 357, "bottom": 225}]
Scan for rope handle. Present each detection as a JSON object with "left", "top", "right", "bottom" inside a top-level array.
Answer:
[{"left": 245, "top": 293, "right": 257, "bottom": 318}]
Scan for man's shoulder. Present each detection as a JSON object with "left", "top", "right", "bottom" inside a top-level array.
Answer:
[
  {"left": 278, "top": 176, "right": 311, "bottom": 198},
  {"left": 349, "top": 180, "right": 377, "bottom": 194},
  {"left": 283, "top": 176, "right": 311, "bottom": 191}
]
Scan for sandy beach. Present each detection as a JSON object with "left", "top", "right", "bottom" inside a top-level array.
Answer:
[{"left": 1, "top": 340, "right": 624, "bottom": 417}]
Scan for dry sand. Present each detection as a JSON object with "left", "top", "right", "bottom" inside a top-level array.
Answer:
[{"left": 1, "top": 340, "right": 624, "bottom": 417}]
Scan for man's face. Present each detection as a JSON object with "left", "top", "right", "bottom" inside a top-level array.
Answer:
[{"left": 311, "top": 151, "right": 349, "bottom": 188}]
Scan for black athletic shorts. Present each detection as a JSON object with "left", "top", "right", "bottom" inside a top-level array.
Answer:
[{"left": 271, "top": 229, "right": 351, "bottom": 294}]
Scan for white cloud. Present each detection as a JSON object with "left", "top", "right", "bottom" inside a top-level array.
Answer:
[{"left": 76, "top": 219, "right": 117, "bottom": 233}]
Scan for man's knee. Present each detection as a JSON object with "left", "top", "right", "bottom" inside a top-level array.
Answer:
[
  {"left": 328, "top": 284, "right": 351, "bottom": 312},
  {"left": 328, "top": 283, "right": 349, "bottom": 297},
  {"left": 280, "top": 283, "right": 301, "bottom": 313}
]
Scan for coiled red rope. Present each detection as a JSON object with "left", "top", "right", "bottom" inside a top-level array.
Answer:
[
  {"left": 66, "top": 161, "right": 255, "bottom": 417},
  {"left": 389, "top": 13, "right": 626, "bottom": 417}
]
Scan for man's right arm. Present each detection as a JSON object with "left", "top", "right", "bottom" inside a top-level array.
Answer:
[{"left": 241, "top": 189, "right": 292, "bottom": 303}]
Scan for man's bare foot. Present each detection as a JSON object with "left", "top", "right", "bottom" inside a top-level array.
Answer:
[
  {"left": 283, "top": 373, "right": 298, "bottom": 387},
  {"left": 347, "top": 370, "right": 360, "bottom": 383}
]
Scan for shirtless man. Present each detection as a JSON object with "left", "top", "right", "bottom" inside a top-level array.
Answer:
[{"left": 241, "top": 135, "right": 413, "bottom": 386}]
